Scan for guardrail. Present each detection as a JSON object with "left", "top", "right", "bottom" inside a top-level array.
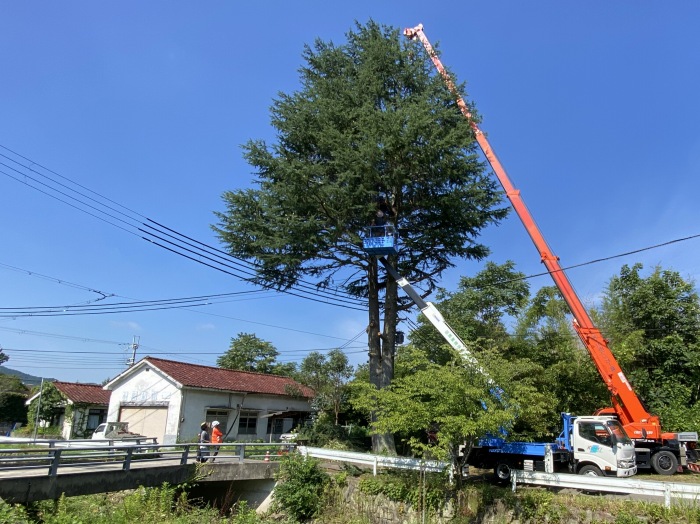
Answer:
[
  {"left": 0, "top": 442, "right": 295, "bottom": 477},
  {"left": 299, "top": 447, "right": 700, "bottom": 507},
  {"left": 42, "top": 437, "right": 159, "bottom": 448},
  {"left": 298, "top": 446, "right": 448, "bottom": 476},
  {"left": 512, "top": 470, "right": 700, "bottom": 508}
]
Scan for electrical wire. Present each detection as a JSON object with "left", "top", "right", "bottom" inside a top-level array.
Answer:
[{"left": 0, "top": 144, "right": 367, "bottom": 310}]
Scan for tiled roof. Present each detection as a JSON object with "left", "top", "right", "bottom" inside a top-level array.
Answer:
[
  {"left": 53, "top": 381, "right": 111, "bottom": 405},
  {"left": 140, "top": 357, "right": 315, "bottom": 399}
]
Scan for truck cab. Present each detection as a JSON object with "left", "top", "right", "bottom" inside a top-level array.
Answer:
[{"left": 562, "top": 415, "right": 637, "bottom": 477}]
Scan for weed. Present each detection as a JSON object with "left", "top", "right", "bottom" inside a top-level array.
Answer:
[{"left": 272, "top": 453, "right": 329, "bottom": 521}]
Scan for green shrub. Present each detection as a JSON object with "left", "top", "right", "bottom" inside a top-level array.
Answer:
[
  {"left": 273, "top": 453, "right": 329, "bottom": 521},
  {"left": 0, "top": 499, "right": 31, "bottom": 523},
  {"left": 357, "top": 471, "right": 446, "bottom": 511},
  {"left": 519, "top": 488, "right": 560, "bottom": 522},
  {"left": 297, "top": 414, "right": 370, "bottom": 450}
]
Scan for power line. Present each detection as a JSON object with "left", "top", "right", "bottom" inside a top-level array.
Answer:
[
  {"left": 0, "top": 144, "right": 366, "bottom": 310},
  {"left": 0, "top": 290, "right": 270, "bottom": 317},
  {"left": 496, "top": 233, "right": 700, "bottom": 287}
]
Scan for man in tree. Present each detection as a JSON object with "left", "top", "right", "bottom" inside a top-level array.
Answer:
[{"left": 213, "top": 21, "right": 507, "bottom": 452}]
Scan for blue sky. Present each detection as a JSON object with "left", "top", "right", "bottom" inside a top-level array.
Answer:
[{"left": 1, "top": 2, "right": 699, "bottom": 384}]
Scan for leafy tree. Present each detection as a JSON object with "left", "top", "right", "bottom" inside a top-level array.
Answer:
[
  {"left": 0, "top": 373, "right": 26, "bottom": 394},
  {"left": 217, "top": 332, "right": 295, "bottom": 375},
  {"left": 408, "top": 261, "right": 529, "bottom": 366},
  {"left": 352, "top": 344, "right": 548, "bottom": 486},
  {"left": 299, "top": 349, "right": 354, "bottom": 424},
  {"left": 596, "top": 263, "right": 700, "bottom": 432},
  {"left": 0, "top": 347, "right": 8, "bottom": 366},
  {"left": 0, "top": 374, "right": 28, "bottom": 425},
  {"left": 26, "top": 382, "right": 65, "bottom": 432},
  {"left": 213, "top": 22, "right": 508, "bottom": 453},
  {"left": 511, "top": 286, "right": 608, "bottom": 435}
]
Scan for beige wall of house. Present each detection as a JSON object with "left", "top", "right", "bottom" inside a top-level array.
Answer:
[{"left": 107, "top": 364, "right": 182, "bottom": 444}]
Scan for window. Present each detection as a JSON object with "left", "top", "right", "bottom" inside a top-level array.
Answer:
[
  {"left": 238, "top": 411, "right": 258, "bottom": 435},
  {"left": 267, "top": 418, "right": 285, "bottom": 434},
  {"left": 87, "top": 409, "right": 107, "bottom": 431},
  {"left": 205, "top": 409, "right": 230, "bottom": 432},
  {"left": 579, "top": 421, "right": 612, "bottom": 446}
]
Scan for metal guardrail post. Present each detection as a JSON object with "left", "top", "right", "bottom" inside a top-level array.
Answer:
[
  {"left": 123, "top": 448, "right": 134, "bottom": 471},
  {"left": 181, "top": 445, "right": 190, "bottom": 465},
  {"left": 48, "top": 449, "right": 62, "bottom": 477},
  {"left": 238, "top": 445, "right": 245, "bottom": 463}
]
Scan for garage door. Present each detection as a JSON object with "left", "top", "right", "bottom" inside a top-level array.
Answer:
[{"left": 119, "top": 406, "right": 168, "bottom": 444}]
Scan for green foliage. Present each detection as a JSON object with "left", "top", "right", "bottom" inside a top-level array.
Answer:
[
  {"left": 0, "top": 390, "right": 28, "bottom": 424},
  {"left": 352, "top": 345, "right": 534, "bottom": 473},
  {"left": 297, "top": 411, "right": 370, "bottom": 450},
  {"left": 357, "top": 471, "right": 446, "bottom": 510},
  {"left": 410, "top": 261, "right": 530, "bottom": 366},
  {"left": 217, "top": 332, "right": 294, "bottom": 375},
  {"left": 20, "top": 484, "right": 231, "bottom": 524},
  {"left": 511, "top": 285, "right": 609, "bottom": 437},
  {"left": 229, "top": 501, "right": 262, "bottom": 524},
  {"left": 598, "top": 263, "right": 700, "bottom": 433},
  {"left": 212, "top": 21, "right": 506, "bottom": 296},
  {"left": 273, "top": 453, "right": 329, "bottom": 521},
  {"left": 0, "top": 373, "right": 27, "bottom": 394},
  {"left": 3, "top": 472, "right": 700, "bottom": 523},
  {"left": 26, "top": 381, "right": 66, "bottom": 432},
  {"left": 0, "top": 499, "right": 31, "bottom": 523},
  {"left": 298, "top": 349, "right": 353, "bottom": 424},
  {"left": 518, "top": 488, "right": 559, "bottom": 522}
]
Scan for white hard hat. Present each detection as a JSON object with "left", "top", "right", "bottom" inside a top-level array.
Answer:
[{"left": 212, "top": 421, "right": 220, "bottom": 427}]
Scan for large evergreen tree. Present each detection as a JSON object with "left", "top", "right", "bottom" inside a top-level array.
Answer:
[{"left": 213, "top": 21, "right": 507, "bottom": 452}]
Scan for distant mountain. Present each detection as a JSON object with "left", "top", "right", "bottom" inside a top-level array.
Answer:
[{"left": 0, "top": 367, "right": 51, "bottom": 386}]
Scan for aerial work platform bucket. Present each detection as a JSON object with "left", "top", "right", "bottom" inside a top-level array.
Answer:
[{"left": 362, "top": 225, "right": 398, "bottom": 256}]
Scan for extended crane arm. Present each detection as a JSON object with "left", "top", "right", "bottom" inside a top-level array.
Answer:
[
  {"left": 377, "top": 256, "right": 492, "bottom": 382},
  {"left": 404, "top": 24, "right": 658, "bottom": 438}
]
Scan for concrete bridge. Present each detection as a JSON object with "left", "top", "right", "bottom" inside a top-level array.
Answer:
[{"left": 0, "top": 441, "right": 283, "bottom": 506}]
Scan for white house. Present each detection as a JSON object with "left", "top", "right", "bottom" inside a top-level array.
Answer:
[{"left": 103, "top": 356, "right": 315, "bottom": 445}]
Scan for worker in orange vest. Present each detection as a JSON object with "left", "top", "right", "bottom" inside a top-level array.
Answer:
[{"left": 211, "top": 420, "right": 224, "bottom": 462}]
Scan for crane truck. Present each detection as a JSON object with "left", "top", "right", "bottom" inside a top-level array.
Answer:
[
  {"left": 370, "top": 255, "right": 637, "bottom": 482},
  {"left": 403, "top": 23, "right": 699, "bottom": 475}
]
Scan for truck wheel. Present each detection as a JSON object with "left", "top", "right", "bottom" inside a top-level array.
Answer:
[
  {"left": 494, "top": 463, "right": 511, "bottom": 484},
  {"left": 578, "top": 465, "right": 602, "bottom": 476},
  {"left": 651, "top": 450, "right": 678, "bottom": 475}
]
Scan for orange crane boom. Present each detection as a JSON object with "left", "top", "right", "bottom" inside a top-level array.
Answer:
[{"left": 403, "top": 24, "right": 679, "bottom": 449}]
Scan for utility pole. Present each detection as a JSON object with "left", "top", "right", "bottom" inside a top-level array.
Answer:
[
  {"left": 32, "top": 378, "right": 44, "bottom": 441},
  {"left": 126, "top": 336, "right": 140, "bottom": 366}
]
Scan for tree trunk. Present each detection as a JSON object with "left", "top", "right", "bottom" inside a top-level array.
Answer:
[{"left": 368, "top": 257, "right": 396, "bottom": 454}]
